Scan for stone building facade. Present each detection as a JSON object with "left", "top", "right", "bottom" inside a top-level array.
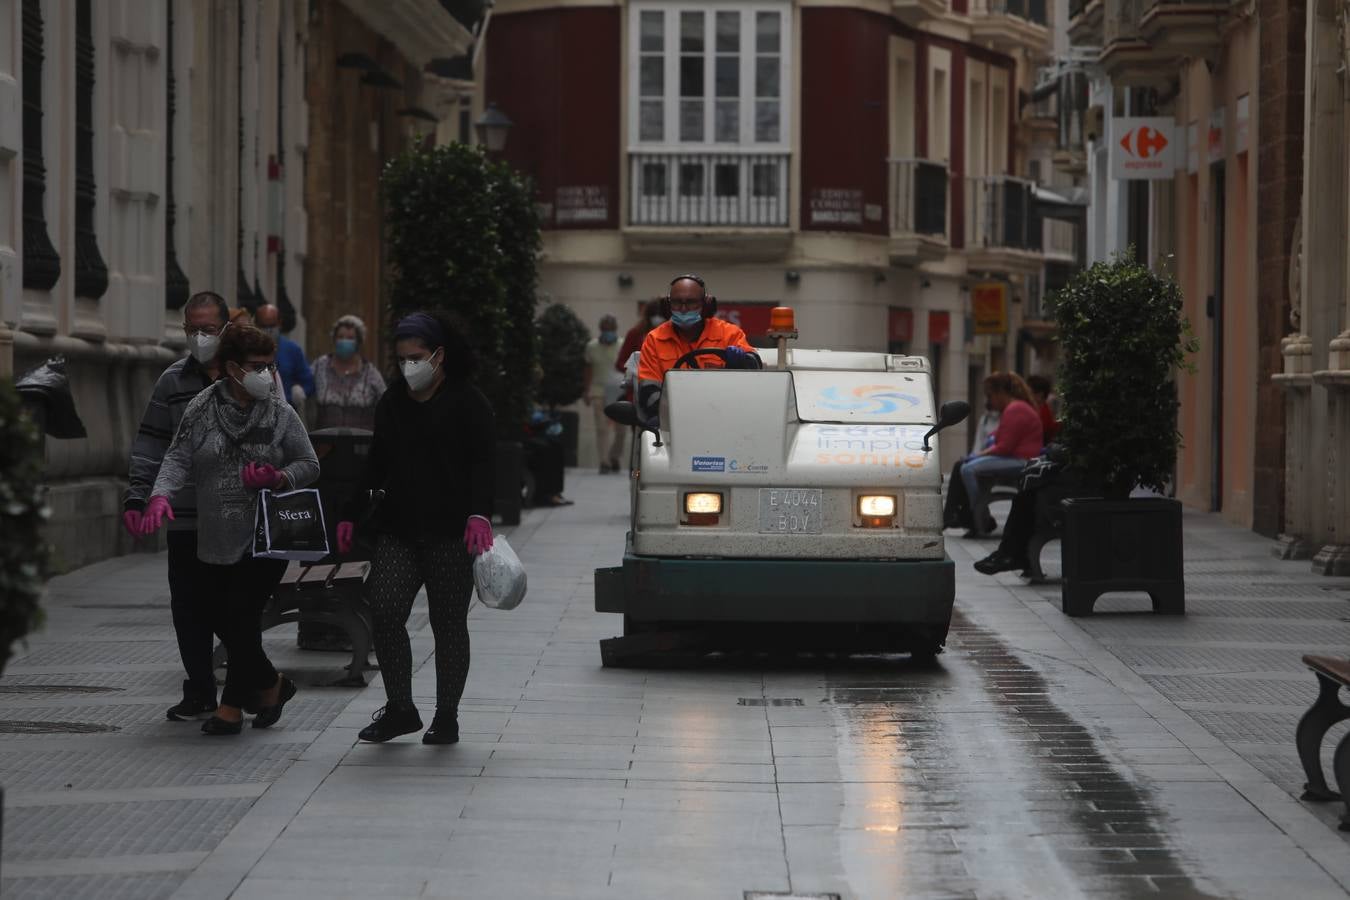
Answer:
[{"left": 0, "top": 0, "right": 472, "bottom": 571}]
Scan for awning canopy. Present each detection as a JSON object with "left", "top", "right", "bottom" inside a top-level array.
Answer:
[{"left": 1033, "top": 184, "right": 1088, "bottom": 224}]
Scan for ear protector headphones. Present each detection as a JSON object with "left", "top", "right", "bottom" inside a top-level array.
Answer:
[{"left": 659, "top": 273, "right": 718, "bottom": 320}]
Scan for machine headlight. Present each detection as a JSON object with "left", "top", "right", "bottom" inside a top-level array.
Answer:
[
  {"left": 684, "top": 492, "right": 723, "bottom": 515},
  {"left": 858, "top": 495, "right": 896, "bottom": 517}
]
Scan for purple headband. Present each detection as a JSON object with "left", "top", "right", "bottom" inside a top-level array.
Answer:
[{"left": 394, "top": 313, "right": 446, "bottom": 348}]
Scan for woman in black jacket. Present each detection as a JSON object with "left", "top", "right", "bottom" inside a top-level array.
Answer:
[{"left": 337, "top": 312, "right": 495, "bottom": 744}]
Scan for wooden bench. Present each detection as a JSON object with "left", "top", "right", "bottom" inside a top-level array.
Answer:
[
  {"left": 214, "top": 561, "right": 375, "bottom": 687},
  {"left": 1296, "top": 655, "right": 1350, "bottom": 829}
]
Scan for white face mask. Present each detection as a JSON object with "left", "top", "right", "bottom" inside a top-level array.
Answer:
[
  {"left": 401, "top": 353, "right": 441, "bottom": 392},
  {"left": 234, "top": 367, "right": 274, "bottom": 400},
  {"left": 188, "top": 332, "right": 221, "bottom": 364}
]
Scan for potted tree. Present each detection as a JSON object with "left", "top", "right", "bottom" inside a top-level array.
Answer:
[
  {"left": 535, "top": 304, "right": 591, "bottom": 467},
  {"left": 381, "top": 143, "right": 541, "bottom": 524},
  {"left": 0, "top": 378, "right": 51, "bottom": 869},
  {"left": 1051, "top": 252, "right": 1198, "bottom": 616}
]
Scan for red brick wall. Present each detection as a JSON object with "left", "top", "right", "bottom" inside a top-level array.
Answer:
[
  {"left": 485, "top": 8, "right": 622, "bottom": 230},
  {"left": 1253, "top": 0, "right": 1306, "bottom": 536}
]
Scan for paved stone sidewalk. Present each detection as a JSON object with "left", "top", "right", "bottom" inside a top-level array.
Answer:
[{"left": 3, "top": 472, "right": 1350, "bottom": 899}]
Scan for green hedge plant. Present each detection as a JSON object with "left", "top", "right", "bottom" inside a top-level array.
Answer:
[
  {"left": 0, "top": 380, "right": 49, "bottom": 675},
  {"left": 1052, "top": 252, "right": 1198, "bottom": 496},
  {"left": 535, "top": 304, "right": 590, "bottom": 409},
  {"left": 382, "top": 143, "right": 541, "bottom": 436}
]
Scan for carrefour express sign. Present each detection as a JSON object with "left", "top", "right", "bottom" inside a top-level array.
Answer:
[{"left": 1110, "top": 117, "right": 1177, "bottom": 181}]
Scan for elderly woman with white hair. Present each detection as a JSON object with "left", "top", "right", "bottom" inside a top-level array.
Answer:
[{"left": 312, "top": 315, "right": 387, "bottom": 430}]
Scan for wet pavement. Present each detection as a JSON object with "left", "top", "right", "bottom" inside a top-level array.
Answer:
[{"left": 2, "top": 472, "right": 1350, "bottom": 898}]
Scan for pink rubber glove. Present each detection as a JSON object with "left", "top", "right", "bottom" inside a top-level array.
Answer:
[
  {"left": 140, "top": 496, "right": 175, "bottom": 535},
  {"left": 337, "top": 521, "right": 355, "bottom": 555},
  {"left": 242, "top": 462, "right": 284, "bottom": 491},
  {"left": 122, "top": 509, "right": 143, "bottom": 537},
  {"left": 464, "top": 516, "right": 494, "bottom": 556}
]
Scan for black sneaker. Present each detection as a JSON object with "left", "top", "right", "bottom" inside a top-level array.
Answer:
[
  {"left": 358, "top": 704, "right": 423, "bottom": 743},
  {"left": 167, "top": 681, "right": 218, "bottom": 721},
  {"left": 422, "top": 710, "right": 459, "bottom": 745},
  {"left": 251, "top": 676, "right": 298, "bottom": 730}
]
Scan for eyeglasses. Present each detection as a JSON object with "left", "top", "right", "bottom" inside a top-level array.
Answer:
[
  {"left": 184, "top": 324, "right": 225, "bottom": 337},
  {"left": 668, "top": 297, "right": 703, "bottom": 312},
  {"left": 239, "top": 362, "right": 277, "bottom": 375}
]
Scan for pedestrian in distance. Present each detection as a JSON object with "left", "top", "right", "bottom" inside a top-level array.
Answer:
[
  {"left": 583, "top": 314, "right": 626, "bottom": 473},
  {"left": 123, "top": 290, "right": 232, "bottom": 721},
  {"left": 614, "top": 299, "right": 663, "bottom": 401},
  {"left": 311, "top": 314, "right": 387, "bottom": 431},
  {"left": 140, "top": 324, "right": 319, "bottom": 735},
  {"left": 255, "top": 303, "right": 315, "bottom": 410},
  {"left": 336, "top": 311, "right": 496, "bottom": 745},
  {"left": 1026, "top": 373, "right": 1060, "bottom": 443}
]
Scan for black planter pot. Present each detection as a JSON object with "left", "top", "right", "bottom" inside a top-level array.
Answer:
[
  {"left": 1060, "top": 497, "right": 1184, "bottom": 616},
  {"left": 495, "top": 440, "right": 524, "bottom": 526},
  {"left": 557, "top": 410, "right": 580, "bottom": 468}
]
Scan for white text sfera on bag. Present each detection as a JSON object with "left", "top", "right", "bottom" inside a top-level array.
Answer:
[{"left": 253, "top": 488, "right": 330, "bottom": 562}]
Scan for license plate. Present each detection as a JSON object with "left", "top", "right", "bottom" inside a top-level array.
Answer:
[{"left": 758, "top": 488, "right": 824, "bottom": 534}]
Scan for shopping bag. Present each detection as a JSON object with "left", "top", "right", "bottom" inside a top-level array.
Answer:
[
  {"left": 253, "top": 488, "right": 330, "bottom": 562},
  {"left": 473, "top": 536, "right": 527, "bottom": 610}
]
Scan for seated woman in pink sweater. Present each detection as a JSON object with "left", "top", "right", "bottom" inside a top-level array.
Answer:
[{"left": 958, "top": 372, "right": 1044, "bottom": 535}]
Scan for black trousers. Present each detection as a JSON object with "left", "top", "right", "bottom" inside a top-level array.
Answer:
[
  {"left": 526, "top": 438, "right": 565, "bottom": 503},
  {"left": 367, "top": 534, "right": 475, "bottom": 714},
  {"left": 997, "top": 490, "right": 1037, "bottom": 560},
  {"left": 166, "top": 531, "right": 217, "bottom": 700},
  {"left": 192, "top": 554, "right": 288, "bottom": 709}
]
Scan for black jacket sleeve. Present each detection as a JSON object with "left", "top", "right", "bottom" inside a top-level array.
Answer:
[
  {"left": 343, "top": 393, "right": 394, "bottom": 522},
  {"left": 466, "top": 387, "right": 496, "bottom": 520}
]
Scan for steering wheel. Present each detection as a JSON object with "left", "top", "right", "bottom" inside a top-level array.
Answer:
[{"left": 672, "top": 348, "right": 730, "bottom": 370}]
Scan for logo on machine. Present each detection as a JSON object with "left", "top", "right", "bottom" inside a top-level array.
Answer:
[
  {"left": 692, "top": 456, "right": 726, "bottom": 473},
  {"left": 817, "top": 385, "right": 921, "bottom": 415},
  {"left": 729, "top": 459, "right": 769, "bottom": 474}
]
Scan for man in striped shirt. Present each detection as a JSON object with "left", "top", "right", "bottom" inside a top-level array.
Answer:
[{"left": 123, "top": 291, "right": 229, "bottom": 720}]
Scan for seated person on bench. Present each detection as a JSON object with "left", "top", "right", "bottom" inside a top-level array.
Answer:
[{"left": 947, "top": 373, "right": 1043, "bottom": 538}]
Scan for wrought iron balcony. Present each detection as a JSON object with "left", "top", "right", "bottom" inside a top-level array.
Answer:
[
  {"left": 1098, "top": 0, "right": 1230, "bottom": 83},
  {"left": 971, "top": 0, "right": 1050, "bottom": 51},
  {"left": 965, "top": 175, "right": 1044, "bottom": 274},
  {"left": 889, "top": 158, "right": 949, "bottom": 264},
  {"left": 892, "top": 0, "right": 948, "bottom": 26},
  {"left": 628, "top": 152, "right": 790, "bottom": 228}
]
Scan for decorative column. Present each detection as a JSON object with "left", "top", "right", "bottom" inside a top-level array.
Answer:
[
  {"left": 1274, "top": 217, "right": 1315, "bottom": 559},
  {"left": 20, "top": 0, "right": 61, "bottom": 298},
  {"left": 164, "top": 0, "right": 189, "bottom": 311},
  {"left": 73, "top": 0, "right": 108, "bottom": 304}
]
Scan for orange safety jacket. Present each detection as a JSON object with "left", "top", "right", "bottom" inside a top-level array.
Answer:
[{"left": 636, "top": 317, "right": 756, "bottom": 386}]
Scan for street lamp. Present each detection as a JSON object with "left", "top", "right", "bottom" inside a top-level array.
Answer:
[{"left": 474, "top": 103, "right": 513, "bottom": 152}]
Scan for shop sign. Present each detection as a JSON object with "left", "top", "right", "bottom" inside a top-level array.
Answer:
[
  {"left": 1110, "top": 117, "right": 1176, "bottom": 180},
  {"left": 1207, "top": 108, "right": 1225, "bottom": 164},
  {"left": 888, "top": 307, "right": 914, "bottom": 344},
  {"left": 971, "top": 282, "right": 1008, "bottom": 335},
  {"left": 928, "top": 310, "right": 951, "bottom": 345},
  {"left": 808, "top": 188, "right": 863, "bottom": 226},
  {"left": 555, "top": 185, "right": 609, "bottom": 224},
  {"left": 715, "top": 303, "right": 777, "bottom": 338}
]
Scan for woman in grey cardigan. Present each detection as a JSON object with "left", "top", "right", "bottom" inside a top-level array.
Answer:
[{"left": 142, "top": 324, "right": 320, "bottom": 735}]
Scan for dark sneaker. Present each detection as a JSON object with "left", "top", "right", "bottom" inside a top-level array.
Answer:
[
  {"left": 422, "top": 711, "right": 459, "bottom": 745},
  {"left": 358, "top": 705, "right": 423, "bottom": 743},
  {"left": 973, "top": 552, "right": 1030, "bottom": 576},
  {"left": 252, "top": 676, "right": 298, "bottom": 730},
  {"left": 167, "top": 681, "right": 218, "bottom": 721}
]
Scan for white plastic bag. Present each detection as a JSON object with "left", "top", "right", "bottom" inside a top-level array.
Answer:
[{"left": 473, "top": 536, "right": 527, "bottom": 610}]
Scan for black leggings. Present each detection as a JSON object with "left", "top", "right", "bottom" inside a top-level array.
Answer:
[
  {"left": 367, "top": 534, "right": 474, "bottom": 713},
  {"left": 166, "top": 530, "right": 216, "bottom": 699},
  {"left": 195, "top": 554, "right": 287, "bottom": 709}
]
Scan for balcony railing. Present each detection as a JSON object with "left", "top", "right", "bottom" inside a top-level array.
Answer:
[
  {"left": 628, "top": 152, "right": 790, "bottom": 227},
  {"left": 987, "top": 0, "right": 1048, "bottom": 23},
  {"left": 889, "top": 159, "right": 949, "bottom": 239},
  {"left": 1103, "top": 0, "right": 1145, "bottom": 45},
  {"left": 965, "top": 175, "right": 1042, "bottom": 252}
]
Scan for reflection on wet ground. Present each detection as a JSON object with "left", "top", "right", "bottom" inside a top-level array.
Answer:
[{"left": 822, "top": 612, "right": 1220, "bottom": 899}]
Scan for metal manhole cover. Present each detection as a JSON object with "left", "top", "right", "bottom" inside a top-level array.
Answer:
[
  {"left": 0, "top": 684, "right": 124, "bottom": 694},
  {"left": 737, "top": 698, "right": 804, "bottom": 707},
  {"left": 0, "top": 720, "right": 121, "bottom": 734}
]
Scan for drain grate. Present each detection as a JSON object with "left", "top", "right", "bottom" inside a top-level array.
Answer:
[
  {"left": 0, "top": 684, "right": 125, "bottom": 694},
  {"left": 737, "top": 698, "right": 804, "bottom": 707},
  {"left": 0, "top": 720, "right": 120, "bottom": 734}
]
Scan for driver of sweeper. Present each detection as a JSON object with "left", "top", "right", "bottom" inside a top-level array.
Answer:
[{"left": 635, "top": 274, "right": 761, "bottom": 419}]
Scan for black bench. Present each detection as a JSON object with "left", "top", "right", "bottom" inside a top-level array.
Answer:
[
  {"left": 214, "top": 561, "right": 374, "bottom": 687},
  {"left": 1297, "top": 655, "right": 1350, "bottom": 829}
]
